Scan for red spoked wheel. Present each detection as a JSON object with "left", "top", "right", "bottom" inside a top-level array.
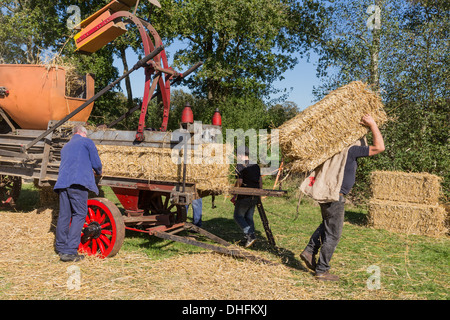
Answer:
[{"left": 79, "top": 198, "right": 125, "bottom": 258}]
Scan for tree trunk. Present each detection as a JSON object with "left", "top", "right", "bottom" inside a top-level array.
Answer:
[
  {"left": 119, "top": 46, "right": 133, "bottom": 128},
  {"left": 370, "top": 28, "right": 380, "bottom": 92},
  {"left": 369, "top": 1, "right": 381, "bottom": 93}
]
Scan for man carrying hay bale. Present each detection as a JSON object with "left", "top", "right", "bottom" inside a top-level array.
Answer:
[
  {"left": 54, "top": 125, "right": 102, "bottom": 262},
  {"left": 300, "top": 114, "right": 385, "bottom": 281}
]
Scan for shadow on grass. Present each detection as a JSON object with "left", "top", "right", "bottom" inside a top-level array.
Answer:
[
  {"left": 345, "top": 209, "right": 369, "bottom": 226},
  {"left": 202, "top": 217, "right": 308, "bottom": 271},
  {"left": 123, "top": 216, "right": 308, "bottom": 272}
]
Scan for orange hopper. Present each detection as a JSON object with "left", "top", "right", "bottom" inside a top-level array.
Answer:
[{"left": 0, "top": 64, "right": 95, "bottom": 130}]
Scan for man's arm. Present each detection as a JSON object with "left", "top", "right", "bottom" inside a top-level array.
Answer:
[
  {"left": 87, "top": 139, "right": 103, "bottom": 175},
  {"left": 360, "top": 114, "right": 385, "bottom": 156}
]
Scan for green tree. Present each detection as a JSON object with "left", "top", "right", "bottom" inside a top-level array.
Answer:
[
  {"left": 265, "top": 101, "right": 298, "bottom": 128},
  {"left": 150, "top": 0, "right": 325, "bottom": 102},
  {"left": 0, "top": 0, "right": 62, "bottom": 63},
  {"left": 314, "top": 0, "right": 449, "bottom": 200}
]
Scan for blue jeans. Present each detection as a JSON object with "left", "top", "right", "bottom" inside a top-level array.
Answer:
[
  {"left": 305, "top": 195, "right": 345, "bottom": 273},
  {"left": 233, "top": 197, "right": 257, "bottom": 235},
  {"left": 186, "top": 198, "right": 203, "bottom": 227},
  {"left": 55, "top": 185, "right": 88, "bottom": 255}
]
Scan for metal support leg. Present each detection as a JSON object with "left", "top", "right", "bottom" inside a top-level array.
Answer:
[{"left": 256, "top": 197, "right": 277, "bottom": 248}]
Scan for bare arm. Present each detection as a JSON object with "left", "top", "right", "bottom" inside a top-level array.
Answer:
[{"left": 360, "top": 114, "right": 385, "bottom": 156}]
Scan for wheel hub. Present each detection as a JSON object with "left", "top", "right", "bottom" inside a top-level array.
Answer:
[{"left": 82, "top": 221, "right": 102, "bottom": 240}]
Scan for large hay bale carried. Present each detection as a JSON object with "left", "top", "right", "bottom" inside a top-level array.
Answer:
[
  {"left": 97, "top": 144, "right": 231, "bottom": 193},
  {"left": 368, "top": 200, "right": 447, "bottom": 237},
  {"left": 370, "top": 171, "right": 442, "bottom": 205},
  {"left": 279, "top": 81, "right": 388, "bottom": 173}
]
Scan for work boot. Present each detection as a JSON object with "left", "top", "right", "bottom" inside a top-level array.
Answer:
[
  {"left": 315, "top": 271, "right": 339, "bottom": 281},
  {"left": 60, "top": 253, "right": 85, "bottom": 262},
  {"left": 244, "top": 233, "right": 256, "bottom": 248},
  {"left": 300, "top": 250, "right": 316, "bottom": 271}
]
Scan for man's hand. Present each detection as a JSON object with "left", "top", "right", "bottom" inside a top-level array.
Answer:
[{"left": 360, "top": 114, "right": 377, "bottom": 127}]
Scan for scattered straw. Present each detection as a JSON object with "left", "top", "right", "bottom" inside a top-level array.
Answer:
[
  {"left": 0, "top": 209, "right": 312, "bottom": 300},
  {"left": 279, "top": 81, "right": 388, "bottom": 173},
  {"left": 40, "top": 52, "right": 85, "bottom": 97}
]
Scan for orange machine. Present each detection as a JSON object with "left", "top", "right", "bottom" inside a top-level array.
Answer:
[{"left": 0, "top": 64, "right": 95, "bottom": 130}]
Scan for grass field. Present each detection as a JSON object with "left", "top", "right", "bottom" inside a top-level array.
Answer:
[{"left": 1, "top": 180, "right": 448, "bottom": 300}]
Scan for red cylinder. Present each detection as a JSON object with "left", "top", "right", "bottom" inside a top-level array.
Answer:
[
  {"left": 212, "top": 108, "right": 222, "bottom": 126},
  {"left": 181, "top": 103, "right": 194, "bottom": 123}
]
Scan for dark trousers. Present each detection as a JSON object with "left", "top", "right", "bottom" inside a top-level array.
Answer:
[
  {"left": 305, "top": 195, "right": 345, "bottom": 273},
  {"left": 233, "top": 196, "right": 257, "bottom": 236},
  {"left": 55, "top": 185, "right": 88, "bottom": 255}
]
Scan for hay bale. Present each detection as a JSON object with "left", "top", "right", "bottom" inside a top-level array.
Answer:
[
  {"left": 279, "top": 81, "right": 388, "bottom": 173},
  {"left": 97, "top": 144, "right": 231, "bottom": 193},
  {"left": 370, "top": 171, "right": 442, "bottom": 205},
  {"left": 38, "top": 186, "right": 59, "bottom": 207},
  {"left": 368, "top": 199, "right": 448, "bottom": 237}
]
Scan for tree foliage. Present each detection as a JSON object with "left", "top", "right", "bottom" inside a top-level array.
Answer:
[
  {"left": 1, "top": 0, "right": 310, "bottom": 132},
  {"left": 150, "top": 0, "right": 325, "bottom": 102},
  {"left": 0, "top": 0, "right": 62, "bottom": 63},
  {"left": 5, "top": 1, "right": 447, "bottom": 202},
  {"left": 314, "top": 0, "right": 449, "bottom": 200}
]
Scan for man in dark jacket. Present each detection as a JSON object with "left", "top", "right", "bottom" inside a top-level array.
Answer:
[
  {"left": 233, "top": 146, "right": 262, "bottom": 248},
  {"left": 54, "top": 125, "right": 102, "bottom": 262}
]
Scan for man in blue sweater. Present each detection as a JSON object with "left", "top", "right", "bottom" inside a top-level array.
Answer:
[{"left": 54, "top": 125, "right": 102, "bottom": 262}]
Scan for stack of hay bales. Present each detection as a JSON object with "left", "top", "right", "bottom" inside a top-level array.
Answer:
[
  {"left": 368, "top": 171, "right": 447, "bottom": 237},
  {"left": 33, "top": 180, "right": 59, "bottom": 207},
  {"left": 38, "top": 185, "right": 59, "bottom": 207},
  {"left": 279, "top": 81, "right": 388, "bottom": 173},
  {"left": 97, "top": 144, "right": 231, "bottom": 194}
]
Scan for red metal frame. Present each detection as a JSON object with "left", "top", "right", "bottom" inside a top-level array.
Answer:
[
  {"left": 77, "top": 11, "right": 173, "bottom": 138},
  {"left": 111, "top": 187, "right": 140, "bottom": 212},
  {"left": 107, "top": 178, "right": 190, "bottom": 235}
]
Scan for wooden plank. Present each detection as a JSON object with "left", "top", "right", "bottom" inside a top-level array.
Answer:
[
  {"left": 123, "top": 214, "right": 169, "bottom": 224},
  {"left": 38, "top": 132, "right": 52, "bottom": 186},
  {"left": 229, "top": 187, "right": 287, "bottom": 197}
]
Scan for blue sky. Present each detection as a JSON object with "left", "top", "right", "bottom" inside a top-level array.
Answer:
[
  {"left": 114, "top": 43, "right": 322, "bottom": 112},
  {"left": 271, "top": 51, "right": 321, "bottom": 110}
]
